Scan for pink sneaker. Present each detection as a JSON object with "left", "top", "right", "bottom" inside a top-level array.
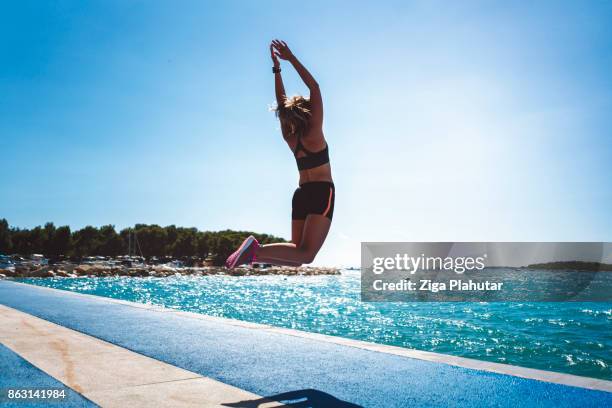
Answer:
[{"left": 225, "top": 236, "right": 259, "bottom": 269}]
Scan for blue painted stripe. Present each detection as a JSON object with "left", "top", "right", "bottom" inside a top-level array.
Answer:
[
  {"left": 0, "top": 281, "right": 610, "bottom": 408},
  {"left": 0, "top": 343, "right": 95, "bottom": 408}
]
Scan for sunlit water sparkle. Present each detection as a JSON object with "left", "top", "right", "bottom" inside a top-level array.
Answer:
[{"left": 19, "top": 271, "right": 612, "bottom": 380}]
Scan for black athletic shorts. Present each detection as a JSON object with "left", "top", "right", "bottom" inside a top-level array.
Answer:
[{"left": 292, "top": 181, "right": 335, "bottom": 221}]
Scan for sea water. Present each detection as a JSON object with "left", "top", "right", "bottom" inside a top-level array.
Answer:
[{"left": 19, "top": 271, "right": 611, "bottom": 380}]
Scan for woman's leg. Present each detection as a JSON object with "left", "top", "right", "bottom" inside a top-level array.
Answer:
[
  {"left": 255, "top": 215, "right": 331, "bottom": 265},
  {"left": 291, "top": 219, "right": 305, "bottom": 246},
  {"left": 254, "top": 220, "right": 304, "bottom": 266}
]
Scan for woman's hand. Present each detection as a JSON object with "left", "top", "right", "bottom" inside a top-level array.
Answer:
[
  {"left": 271, "top": 39, "right": 293, "bottom": 61},
  {"left": 270, "top": 44, "right": 280, "bottom": 68}
]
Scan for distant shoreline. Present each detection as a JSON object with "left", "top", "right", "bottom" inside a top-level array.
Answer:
[
  {"left": 0, "top": 262, "right": 340, "bottom": 278},
  {"left": 525, "top": 261, "right": 612, "bottom": 272}
]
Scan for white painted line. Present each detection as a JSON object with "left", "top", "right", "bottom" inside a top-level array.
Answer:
[
  {"left": 4, "top": 280, "right": 612, "bottom": 393},
  {"left": 0, "top": 304, "right": 284, "bottom": 408}
]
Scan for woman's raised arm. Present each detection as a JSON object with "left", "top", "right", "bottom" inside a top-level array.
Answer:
[
  {"left": 271, "top": 44, "right": 286, "bottom": 109},
  {"left": 272, "top": 40, "right": 323, "bottom": 127}
]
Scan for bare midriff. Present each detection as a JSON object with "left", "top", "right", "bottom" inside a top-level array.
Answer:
[{"left": 298, "top": 163, "right": 333, "bottom": 186}]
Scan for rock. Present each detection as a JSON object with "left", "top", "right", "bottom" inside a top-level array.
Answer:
[
  {"left": 228, "top": 268, "right": 248, "bottom": 276},
  {"left": 64, "top": 264, "right": 76, "bottom": 273},
  {"left": 29, "top": 266, "right": 55, "bottom": 278},
  {"left": 116, "top": 268, "right": 129, "bottom": 276},
  {"left": 55, "top": 269, "right": 71, "bottom": 277},
  {"left": 153, "top": 265, "right": 177, "bottom": 274},
  {"left": 75, "top": 265, "right": 93, "bottom": 276},
  {"left": 53, "top": 263, "right": 76, "bottom": 273},
  {"left": 6, "top": 261, "right": 340, "bottom": 278},
  {"left": 182, "top": 268, "right": 195, "bottom": 275},
  {"left": 128, "top": 268, "right": 149, "bottom": 277},
  {"left": 88, "top": 267, "right": 101, "bottom": 276},
  {"left": 0, "top": 268, "right": 16, "bottom": 277},
  {"left": 91, "top": 266, "right": 110, "bottom": 276}
]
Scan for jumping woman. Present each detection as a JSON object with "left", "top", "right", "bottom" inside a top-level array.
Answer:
[{"left": 226, "top": 40, "right": 334, "bottom": 268}]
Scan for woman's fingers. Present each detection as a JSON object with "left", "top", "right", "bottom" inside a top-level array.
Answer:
[
  {"left": 271, "top": 39, "right": 290, "bottom": 58},
  {"left": 272, "top": 39, "right": 286, "bottom": 50}
]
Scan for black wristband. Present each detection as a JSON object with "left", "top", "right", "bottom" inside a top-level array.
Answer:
[{"left": 272, "top": 66, "right": 281, "bottom": 74}]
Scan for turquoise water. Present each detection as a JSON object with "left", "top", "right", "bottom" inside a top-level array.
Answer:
[{"left": 20, "top": 272, "right": 612, "bottom": 380}]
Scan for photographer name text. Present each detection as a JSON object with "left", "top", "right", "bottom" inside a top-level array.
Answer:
[{"left": 372, "top": 279, "right": 503, "bottom": 292}]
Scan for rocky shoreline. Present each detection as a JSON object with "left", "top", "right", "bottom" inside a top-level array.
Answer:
[{"left": 0, "top": 263, "right": 340, "bottom": 279}]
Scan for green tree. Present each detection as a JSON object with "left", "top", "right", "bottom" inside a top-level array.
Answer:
[
  {"left": 213, "top": 235, "right": 236, "bottom": 266},
  {"left": 165, "top": 225, "right": 178, "bottom": 255},
  {"left": 133, "top": 224, "right": 167, "bottom": 257},
  {"left": 42, "top": 223, "right": 72, "bottom": 260},
  {"left": 27, "top": 227, "right": 45, "bottom": 255},
  {"left": 0, "top": 219, "right": 12, "bottom": 254},
  {"left": 51, "top": 226, "right": 72, "bottom": 258},
  {"left": 10, "top": 227, "right": 44, "bottom": 256},
  {"left": 10, "top": 229, "right": 28, "bottom": 255},
  {"left": 42, "top": 222, "right": 56, "bottom": 257},
  {"left": 196, "top": 231, "right": 211, "bottom": 258},
  {"left": 72, "top": 226, "right": 101, "bottom": 258},
  {"left": 2, "top": 220, "right": 287, "bottom": 262},
  {"left": 97, "top": 225, "right": 123, "bottom": 256},
  {"left": 172, "top": 228, "right": 197, "bottom": 257}
]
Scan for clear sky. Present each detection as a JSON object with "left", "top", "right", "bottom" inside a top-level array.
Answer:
[{"left": 1, "top": 1, "right": 611, "bottom": 266}]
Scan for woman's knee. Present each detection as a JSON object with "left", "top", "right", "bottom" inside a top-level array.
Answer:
[{"left": 297, "top": 248, "right": 317, "bottom": 264}]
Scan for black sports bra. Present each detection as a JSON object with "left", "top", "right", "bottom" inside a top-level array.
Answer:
[{"left": 294, "top": 135, "right": 330, "bottom": 171}]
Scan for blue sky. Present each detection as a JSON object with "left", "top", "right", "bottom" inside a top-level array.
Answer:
[{"left": 1, "top": 1, "right": 611, "bottom": 266}]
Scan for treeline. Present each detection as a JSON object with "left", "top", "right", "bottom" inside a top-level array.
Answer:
[
  {"left": 527, "top": 261, "right": 612, "bottom": 272},
  {"left": 0, "top": 219, "right": 285, "bottom": 265}
]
